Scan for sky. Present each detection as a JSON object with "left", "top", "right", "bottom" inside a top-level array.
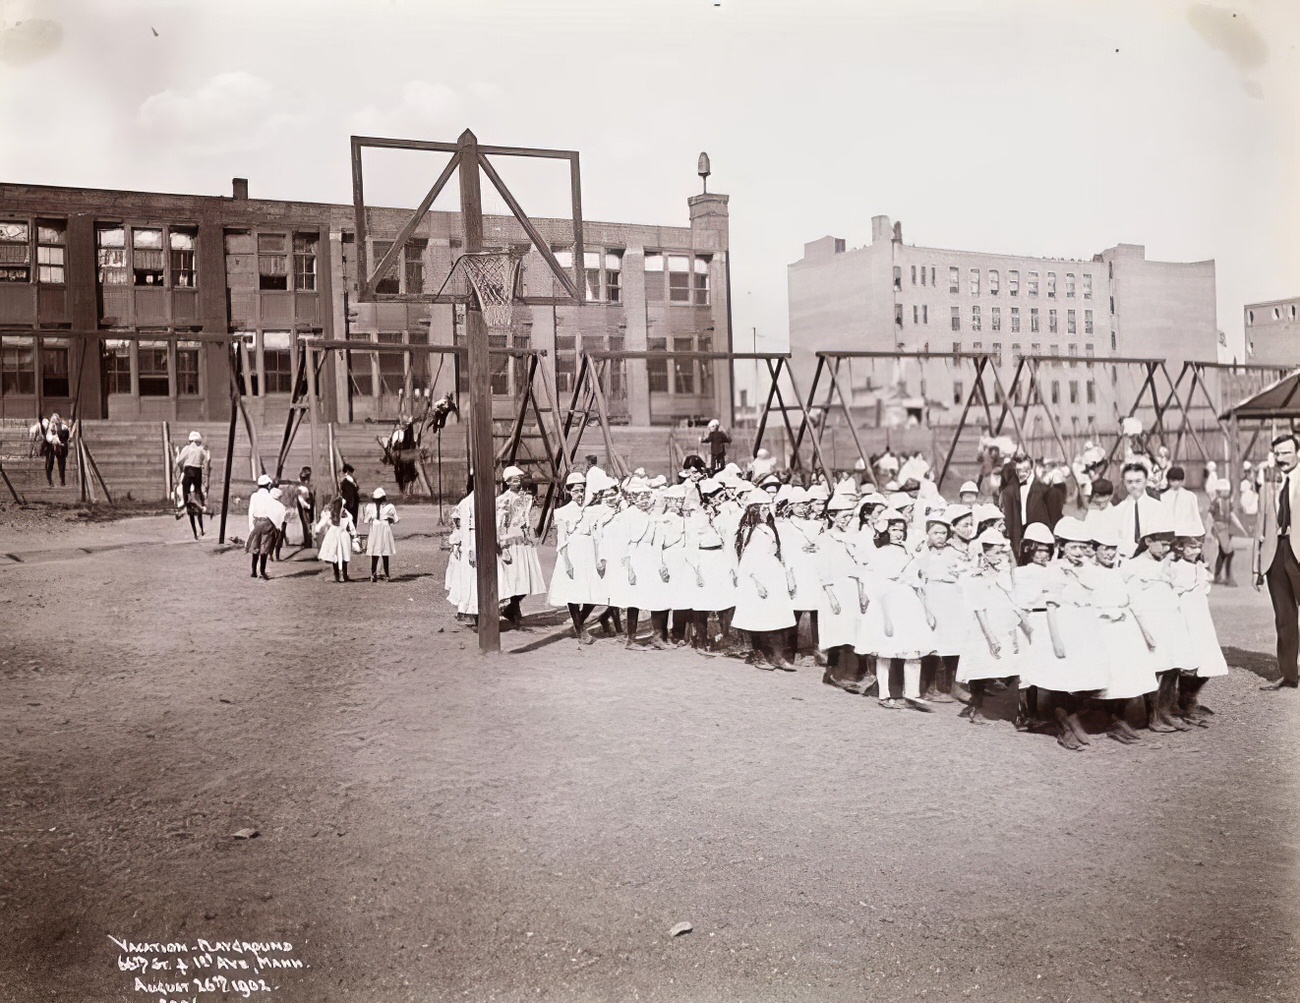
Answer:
[{"left": 1, "top": 0, "right": 1296, "bottom": 391}]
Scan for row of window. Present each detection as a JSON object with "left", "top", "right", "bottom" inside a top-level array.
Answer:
[
  {"left": 104, "top": 340, "right": 202, "bottom": 397},
  {"left": 895, "top": 263, "right": 1093, "bottom": 300},
  {"left": 951, "top": 377, "right": 1097, "bottom": 407},
  {"left": 2, "top": 217, "right": 714, "bottom": 310},
  {"left": 1246, "top": 304, "right": 1299, "bottom": 324},
  {"left": 0, "top": 221, "right": 66, "bottom": 284},
  {"left": 0, "top": 335, "right": 70, "bottom": 397},
  {"left": 952, "top": 340, "right": 1097, "bottom": 367},
  {"left": 938, "top": 305, "right": 1094, "bottom": 335}
]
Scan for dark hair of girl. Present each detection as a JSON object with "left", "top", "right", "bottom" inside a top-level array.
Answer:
[
  {"left": 976, "top": 517, "right": 1001, "bottom": 536},
  {"left": 875, "top": 516, "right": 905, "bottom": 548},
  {"left": 858, "top": 504, "right": 877, "bottom": 531},
  {"left": 330, "top": 496, "right": 344, "bottom": 526},
  {"left": 735, "top": 506, "right": 782, "bottom": 563},
  {"left": 1019, "top": 538, "right": 1052, "bottom": 563}
]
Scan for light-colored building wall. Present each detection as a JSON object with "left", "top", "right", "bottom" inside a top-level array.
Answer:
[
  {"left": 1243, "top": 296, "right": 1300, "bottom": 367},
  {"left": 789, "top": 216, "right": 1218, "bottom": 442}
]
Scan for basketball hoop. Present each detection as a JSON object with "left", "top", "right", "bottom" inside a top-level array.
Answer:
[{"left": 458, "top": 249, "right": 523, "bottom": 329}]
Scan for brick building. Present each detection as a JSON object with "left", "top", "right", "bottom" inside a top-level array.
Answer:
[
  {"left": 0, "top": 178, "right": 732, "bottom": 428},
  {"left": 1243, "top": 296, "right": 1300, "bottom": 368},
  {"left": 788, "top": 215, "right": 1219, "bottom": 438}
]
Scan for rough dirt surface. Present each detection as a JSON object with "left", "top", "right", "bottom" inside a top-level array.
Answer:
[{"left": 2, "top": 508, "right": 1298, "bottom": 1002}]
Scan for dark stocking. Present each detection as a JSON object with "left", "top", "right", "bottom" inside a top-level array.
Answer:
[
  {"left": 371, "top": 556, "right": 380, "bottom": 577},
  {"left": 382, "top": 556, "right": 390, "bottom": 578},
  {"left": 259, "top": 554, "right": 269, "bottom": 577},
  {"left": 626, "top": 607, "right": 640, "bottom": 644}
]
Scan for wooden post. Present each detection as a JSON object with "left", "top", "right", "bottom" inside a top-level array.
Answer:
[
  {"left": 218, "top": 344, "right": 241, "bottom": 544},
  {"left": 459, "top": 129, "right": 501, "bottom": 655},
  {"left": 305, "top": 340, "right": 321, "bottom": 488},
  {"left": 162, "top": 421, "right": 173, "bottom": 500}
]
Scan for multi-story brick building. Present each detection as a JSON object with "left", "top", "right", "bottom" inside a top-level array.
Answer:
[
  {"left": 1243, "top": 296, "right": 1300, "bottom": 368},
  {"left": 0, "top": 178, "right": 732, "bottom": 427},
  {"left": 788, "top": 215, "right": 1219, "bottom": 438}
]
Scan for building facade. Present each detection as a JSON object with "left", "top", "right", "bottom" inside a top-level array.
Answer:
[
  {"left": 1243, "top": 296, "right": 1300, "bottom": 368},
  {"left": 0, "top": 179, "right": 732, "bottom": 428},
  {"left": 788, "top": 215, "right": 1219, "bottom": 438}
]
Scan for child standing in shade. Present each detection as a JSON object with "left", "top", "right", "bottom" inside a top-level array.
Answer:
[{"left": 364, "top": 487, "right": 399, "bottom": 581}]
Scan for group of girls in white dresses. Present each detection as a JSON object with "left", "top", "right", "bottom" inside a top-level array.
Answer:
[
  {"left": 444, "top": 465, "right": 548, "bottom": 625},
  {"left": 469, "top": 460, "right": 1231, "bottom": 751}
]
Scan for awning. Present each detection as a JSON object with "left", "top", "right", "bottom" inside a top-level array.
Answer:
[{"left": 1220, "top": 369, "right": 1300, "bottom": 422}]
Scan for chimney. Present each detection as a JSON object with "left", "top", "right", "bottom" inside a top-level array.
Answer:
[
  {"left": 871, "top": 215, "right": 892, "bottom": 244},
  {"left": 232, "top": 177, "right": 248, "bottom": 200}
]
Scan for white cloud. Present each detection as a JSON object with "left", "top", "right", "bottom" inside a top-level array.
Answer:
[
  {"left": 137, "top": 71, "right": 304, "bottom": 156},
  {"left": 348, "top": 80, "right": 463, "bottom": 139}
]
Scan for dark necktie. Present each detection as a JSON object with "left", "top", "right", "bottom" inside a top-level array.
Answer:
[
  {"left": 1280, "top": 475, "right": 1291, "bottom": 536},
  {"left": 1133, "top": 502, "right": 1142, "bottom": 545}
]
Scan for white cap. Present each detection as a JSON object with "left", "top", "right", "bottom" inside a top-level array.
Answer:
[
  {"left": 662, "top": 484, "right": 687, "bottom": 500},
  {"left": 774, "top": 484, "right": 793, "bottom": 505},
  {"left": 372, "top": 487, "right": 386, "bottom": 499},
  {"left": 959, "top": 481, "right": 978, "bottom": 495},
  {"left": 1089, "top": 522, "right": 1120, "bottom": 548},
  {"left": 1173, "top": 508, "right": 1205, "bottom": 539},
  {"left": 188, "top": 430, "right": 202, "bottom": 443},
  {"left": 257, "top": 473, "right": 272, "bottom": 487},
  {"left": 270, "top": 487, "right": 282, "bottom": 499},
  {"left": 708, "top": 419, "right": 720, "bottom": 429},
  {"left": 699, "top": 477, "right": 723, "bottom": 495},
  {"left": 1140, "top": 506, "right": 1175, "bottom": 538},
  {"left": 827, "top": 494, "right": 856, "bottom": 512},
  {"left": 565, "top": 471, "right": 587, "bottom": 487},
  {"left": 502, "top": 465, "right": 525, "bottom": 481},
  {"left": 647, "top": 474, "right": 667, "bottom": 489},
  {"left": 1052, "top": 516, "right": 1091, "bottom": 543},
  {"left": 806, "top": 484, "right": 829, "bottom": 501},
  {"left": 974, "top": 503, "right": 1004, "bottom": 525},
  {"left": 1022, "top": 522, "right": 1055, "bottom": 547},
  {"left": 788, "top": 486, "right": 809, "bottom": 505},
  {"left": 946, "top": 504, "right": 973, "bottom": 525},
  {"left": 976, "top": 528, "right": 1010, "bottom": 548},
  {"left": 745, "top": 487, "right": 772, "bottom": 507},
  {"left": 585, "top": 468, "right": 617, "bottom": 494}
]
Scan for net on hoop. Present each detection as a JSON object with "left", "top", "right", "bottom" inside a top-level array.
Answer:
[{"left": 460, "top": 250, "right": 523, "bottom": 329}]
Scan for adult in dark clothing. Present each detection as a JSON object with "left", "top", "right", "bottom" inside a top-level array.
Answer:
[
  {"left": 999, "top": 453, "right": 1066, "bottom": 563},
  {"left": 339, "top": 463, "right": 361, "bottom": 526},
  {"left": 1255, "top": 433, "right": 1300, "bottom": 691},
  {"left": 701, "top": 419, "right": 731, "bottom": 474}
]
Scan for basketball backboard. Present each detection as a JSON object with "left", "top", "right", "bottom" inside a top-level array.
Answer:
[{"left": 349, "top": 131, "right": 586, "bottom": 307}]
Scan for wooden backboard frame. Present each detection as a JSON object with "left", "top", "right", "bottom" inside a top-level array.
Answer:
[{"left": 350, "top": 134, "right": 586, "bottom": 306}]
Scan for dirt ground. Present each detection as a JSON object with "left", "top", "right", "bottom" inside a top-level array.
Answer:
[{"left": 2, "top": 506, "right": 1298, "bottom": 1003}]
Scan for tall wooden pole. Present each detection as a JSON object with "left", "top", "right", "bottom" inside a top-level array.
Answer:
[
  {"left": 459, "top": 129, "right": 501, "bottom": 654},
  {"left": 305, "top": 340, "right": 321, "bottom": 488}
]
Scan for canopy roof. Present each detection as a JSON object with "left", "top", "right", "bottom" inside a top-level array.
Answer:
[{"left": 1221, "top": 369, "right": 1300, "bottom": 422}]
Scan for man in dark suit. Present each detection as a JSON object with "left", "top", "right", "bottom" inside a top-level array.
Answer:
[
  {"left": 1000, "top": 453, "right": 1066, "bottom": 562},
  {"left": 1254, "top": 433, "right": 1300, "bottom": 691}
]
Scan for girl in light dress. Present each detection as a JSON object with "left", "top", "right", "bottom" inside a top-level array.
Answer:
[
  {"left": 314, "top": 496, "right": 357, "bottom": 583},
  {"left": 1040, "top": 518, "right": 1117, "bottom": 751},
  {"left": 1121, "top": 507, "right": 1197, "bottom": 734},
  {"left": 586, "top": 474, "right": 625, "bottom": 638},
  {"left": 1169, "top": 519, "right": 1228, "bottom": 725},
  {"left": 1011, "top": 522, "right": 1058, "bottom": 731},
  {"left": 1086, "top": 521, "right": 1159, "bottom": 745},
  {"left": 731, "top": 488, "right": 797, "bottom": 670},
  {"left": 659, "top": 485, "right": 695, "bottom": 645},
  {"left": 363, "top": 487, "right": 399, "bottom": 581},
  {"left": 958, "top": 529, "right": 1033, "bottom": 725},
  {"left": 602, "top": 478, "right": 673, "bottom": 650},
  {"left": 683, "top": 480, "right": 739, "bottom": 651},
  {"left": 854, "top": 508, "right": 937, "bottom": 711},
  {"left": 779, "top": 486, "right": 824, "bottom": 662},
  {"left": 446, "top": 491, "right": 479, "bottom": 624},
  {"left": 911, "top": 511, "right": 967, "bottom": 703},
  {"left": 547, "top": 471, "right": 600, "bottom": 645},
  {"left": 816, "top": 492, "right": 872, "bottom": 691},
  {"left": 496, "top": 466, "right": 547, "bottom": 628}
]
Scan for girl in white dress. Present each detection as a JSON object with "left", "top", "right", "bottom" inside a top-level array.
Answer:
[
  {"left": 314, "top": 496, "right": 357, "bottom": 583},
  {"left": 1169, "top": 521, "right": 1227, "bottom": 724},
  {"left": 603, "top": 478, "right": 672, "bottom": 649},
  {"left": 683, "top": 480, "right": 738, "bottom": 650},
  {"left": 585, "top": 469, "right": 625, "bottom": 637},
  {"left": 731, "top": 488, "right": 797, "bottom": 670},
  {"left": 363, "top": 487, "right": 399, "bottom": 581},
  {"left": 1086, "top": 521, "right": 1158, "bottom": 744},
  {"left": 912, "top": 512, "right": 968, "bottom": 703},
  {"left": 959, "top": 529, "right": 1033, "bottom": 725},
  {"left": 496, "top": 466, "right": 547, "bottom": 628},
  {"left": 780, "top": 486, "right": 824, "bottom": 662},
  {"left": 856, "top": 508, "right": 936, "bottom": 710},
  {"left": 658, "top": 485, "right": 695, "bottom": 645},
  {"left": 548, "top": 472, "right": 600, "bottom": 645},
  {"left": 817, "top": 493, "right": 870, "bottom": 690},
  {"left": 1044, "top": 517, "right": 1114, "bottom": 750},
  {"left": 1011, "top": 522, "right": 1058, "bottom": 731},
  {"left": 447, "top": 491, "right": 479, "bottom": 622},
  {"left": 1121, "top": 508, "right": 1194, "bottom": 733}
]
